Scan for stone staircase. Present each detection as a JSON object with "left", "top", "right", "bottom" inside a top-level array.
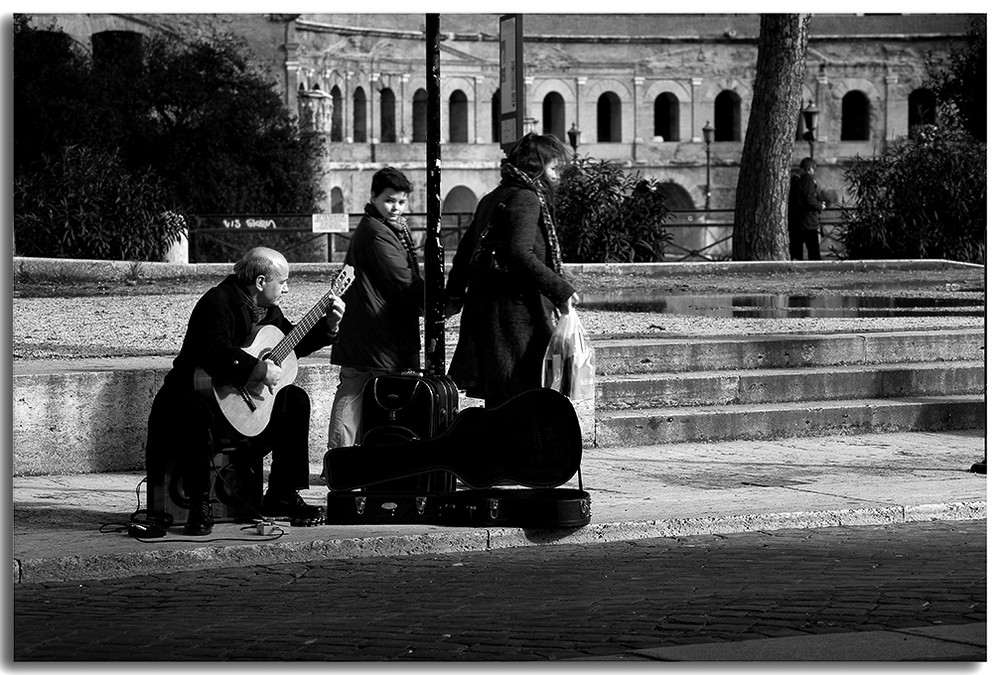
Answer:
[{"left": 592, "top": 328, "right": 985, "bottom": 447}]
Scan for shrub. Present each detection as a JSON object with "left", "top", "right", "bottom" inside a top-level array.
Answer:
[
  {"left": 554, "top": 158, "right": 674, "bottom": 263},
  {"left": 13, "top": 145, "right": 186, "bottom": 261},
  {"left": 839, "top": 126, "right": 985, "bottom": 263}
]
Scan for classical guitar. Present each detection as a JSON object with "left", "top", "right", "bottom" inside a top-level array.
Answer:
[
  {"left": 194, "top": 265, "right": 355, "bottom": 437},
  {"left": 324, "top": 387, "right": 583, "bottom": 490}
]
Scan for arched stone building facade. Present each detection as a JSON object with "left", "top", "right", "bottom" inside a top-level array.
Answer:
[{"left": 26, "top": 13, "right": 976, "bottom": 228}]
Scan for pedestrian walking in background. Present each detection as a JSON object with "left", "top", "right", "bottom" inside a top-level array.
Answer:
[
  {"left": 328, "top": 167, "right": 424, "bottom": 449},
  {"left": 445, "top": 132, "right": 579, "bottom": 409},
  {"left": 788, "top": 157, "right": 826, "bottom": 260}
]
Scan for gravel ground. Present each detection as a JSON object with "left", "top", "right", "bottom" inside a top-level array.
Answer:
[{"left": 12, "top": 267, "right": 985, "bottom": 361}]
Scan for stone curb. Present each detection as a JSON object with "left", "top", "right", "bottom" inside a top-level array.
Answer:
[
  {"left": 12, "top": 256, "right": 982, "bottom": 283},
  {"left": 12, "top": 500, "right": 986, "bottom": 586}
]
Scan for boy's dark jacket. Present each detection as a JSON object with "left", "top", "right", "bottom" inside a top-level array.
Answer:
[{"left": 331, "top": 212, "right": 424, "bottom": 371}]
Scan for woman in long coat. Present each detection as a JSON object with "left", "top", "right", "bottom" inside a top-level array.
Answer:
[{"left": 445, "top": 133, "right": 578, "bottom": 409}]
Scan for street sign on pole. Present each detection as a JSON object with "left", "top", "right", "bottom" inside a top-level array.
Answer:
[{"left": 499, "top": 14, "right": 524, "bottom": 155}]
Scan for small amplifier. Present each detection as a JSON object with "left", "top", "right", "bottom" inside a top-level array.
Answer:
[{"left": 146, "top": 442, "right": 263, "bottom": 527}]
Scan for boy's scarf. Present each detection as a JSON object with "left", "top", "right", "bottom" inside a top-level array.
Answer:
[
  {"left": 500, "top": 162, "right": 564, "bottom": 275},
  {"left": 364, "top": 203, "right": 422, "bottom": 280}
]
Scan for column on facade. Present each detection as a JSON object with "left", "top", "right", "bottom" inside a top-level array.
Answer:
[
  {"left": 632, "top": 76, "right": 645, "bottom": 146},
  {"left": 575, "top": 76, "right": 587, "bottom": 144},
  {"left": 400, "top": 72, "right": 410, "bottom": 143},
  {"left": 884, "top": 72, "right": 904, "bottom": 141},
  {"left": 690, "top": 77, "right": 702, "bottom": 141},
  {"left": 344, "top": 70, "right": 355, "bottom": 143},
  {"left": 816, "top": 69, "right": 829, "bottom": 145},
  {"left": 523, "top": 75, "right": 535, "bottom": 135},
  {"left": 370, "top": 72, "right": 381, "bottom": 145},
  {"left": 474, "top": 75, "right": 484, "bottom": 144}
]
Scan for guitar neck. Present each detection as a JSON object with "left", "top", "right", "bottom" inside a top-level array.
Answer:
[
  {"left": 268, "top": 266, "right": 352, "bottom": 365},
  {"left": 268, "top": 294, "right": 330, "bottom": 365}
]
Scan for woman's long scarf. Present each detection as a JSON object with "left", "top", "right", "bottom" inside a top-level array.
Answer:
[
  {"left": 364, "top": 202, "right": 422, "bottom": 280},
  {"left": 500, "top": 162, "right": 564, "bottom": 276}
]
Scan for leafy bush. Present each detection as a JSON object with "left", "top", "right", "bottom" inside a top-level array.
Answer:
[
  {"left": 554, "top": 158, "right": 674, "bottom": 263},
  {"left": 839, "top": 126, "right": 985, "bottom": 263},
  {"left": 14, "top": 16, "right": 325, "bottom": 262},
  {"left": 13, "top": 145, "right": 186, "bottom": 261}
]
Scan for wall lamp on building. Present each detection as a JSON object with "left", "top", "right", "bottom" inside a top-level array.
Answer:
[
  {"left": 568, "top": 122, "right": 581, "bottom": 160},
  {"left": 802, "top": 99, "right": 819, "bottom": 159},
  {"left": 702, "top": 120, "right": 714, "bottom": 211}
]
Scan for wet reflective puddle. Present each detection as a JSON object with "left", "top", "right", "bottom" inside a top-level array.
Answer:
[{"left": 578, "top": 292, "right": 984, "bottom": 319}]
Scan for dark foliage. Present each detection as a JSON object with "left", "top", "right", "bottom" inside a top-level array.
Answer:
[
  {"left": 554, "top": 158, "right": 674, "bottom": 263},
  {"left": 926, "top": 15, "right": 986, "bottom": 142},
  {"left": 13, "top": 15, "right": 324, "bottom": 260},
  {"left": 840, "top": 126, "right": 985, "bottom": 263},
  {"left": 14, "top": 146, "right": 185, "bottom": 261}
]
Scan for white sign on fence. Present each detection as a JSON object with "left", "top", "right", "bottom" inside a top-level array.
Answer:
[{"left": 312, "top": 213, "right": 350, "bottom": 233}]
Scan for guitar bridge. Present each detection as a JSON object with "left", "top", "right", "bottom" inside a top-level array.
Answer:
[{"left": 238, "top": 387, "right": 257, "bottom": 411}]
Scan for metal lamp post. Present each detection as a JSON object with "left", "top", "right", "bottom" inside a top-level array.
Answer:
[
  {"left": 802, "top": 99, "right": 819, "bottom": 159},
  {"left": 567, "top": 122, "right": 581, "bottom": 160},
  {"left": 702, "top": 120, "right": 714, "bottom": 211}
]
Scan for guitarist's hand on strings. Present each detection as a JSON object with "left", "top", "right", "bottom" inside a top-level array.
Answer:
[{"left": 261, "top": 360, "right": 282, "bottom": 394}]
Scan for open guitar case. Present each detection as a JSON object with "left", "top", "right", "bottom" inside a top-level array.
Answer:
[{"left": 324, "top": 387, "right": 592, "bottom": 529}]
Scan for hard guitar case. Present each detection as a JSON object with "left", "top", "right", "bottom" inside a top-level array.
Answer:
[
  {"left": 324, "top": 387, "right": 591, "bottom": 529},
  {"left": 355, "top": 372, "right": 459, "bottom": 493}
]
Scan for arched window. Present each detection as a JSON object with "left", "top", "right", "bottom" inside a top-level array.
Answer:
[
  {"left": 442, "top": 186, "right": 480, "bottom": 247},
  {"left": 597, "top": 91, "right": 622, "bottom": 142},
  {"left": 412, "top": 89, "right": 428, "bottom": 143},
  {"left": 542, "top": 92, "right": 566, "bottom": 140},
  {"left": 841, "top": 90, "right": 870, "bottom": 141},
  {"left": 353, "top": 87, "right": 367, "bottom": 143},
  {"left": 714, "top": 90, "right": 741, "bottom": 142},
  {"left": 654, "top": 92, "right": 680, "bottom": 141},
  {"left": 330, "top": 86, "right": 343, "bottom": 142},
  {"left": 330, "top": 187, "right": 345, "bottom": 214},
  {"left": 449, "top": 90, "right": 469, "bottom": 143},
  {"left": 655, "top": 181, "right": 696, "bottom": 211},
  {"left": 380, "top": 88, "right": 396, "bottom": 143},
  {"left": 908, "top": 88, "right": 937, "bottom": 136},
  {"left": 491, "top": 89, "right": 501, "bottom": 143}
]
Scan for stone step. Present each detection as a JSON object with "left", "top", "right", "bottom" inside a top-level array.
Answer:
[
  {"left": 597, "top": 361, "right": 985, "bottom": 411},
  {"left": 596, "top": 395, "right": 986, "bottom": 447},
  {"left": 594, "top": 329, "right": 984, "bottom": 376}
]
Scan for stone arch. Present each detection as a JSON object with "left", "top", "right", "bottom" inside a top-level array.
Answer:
[
  {"left": 582, "top": 77, "right": 631, "bottom": 104},
  {"left": 701, "top": 79, "right": 752, "bottom": 103},
  {"left": 643, "top": 79, "right": 692, "bottom": 104},
  {"left": 529, "top": 77, "right": 575, "bottom": 104}
]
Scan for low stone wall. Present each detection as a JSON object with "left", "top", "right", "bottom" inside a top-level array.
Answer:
[{"left": 13, "top": 364, "right": 340, "bottom": 476}]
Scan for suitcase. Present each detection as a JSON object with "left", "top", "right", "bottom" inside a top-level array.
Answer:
[
  {"left": 325, "top": 388, "right": 591, "bottom": 529},
  {"left": 348, "top": 372, "right": 459, "bottom": 493}
]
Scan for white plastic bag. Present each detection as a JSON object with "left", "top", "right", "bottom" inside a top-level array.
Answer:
[{"left": 542, "top": 306, "right": 595, "bottom": 405}]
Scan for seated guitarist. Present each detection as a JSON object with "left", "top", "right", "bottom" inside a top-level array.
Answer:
[{"left": 146, "top": 247, "right": 345, "bottom": 536}]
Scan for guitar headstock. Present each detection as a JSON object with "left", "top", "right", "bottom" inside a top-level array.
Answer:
[{"left": 331, "top": 264, "right": 355, "bottom": 297}]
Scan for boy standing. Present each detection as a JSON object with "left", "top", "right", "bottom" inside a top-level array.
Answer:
[{"left": 328, "top": 167, "right": 424, "bottom": 448}]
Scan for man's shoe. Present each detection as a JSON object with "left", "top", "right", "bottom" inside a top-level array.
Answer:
[
  {"left": 183, "top": 499, "right": 214, "bottom": 536},
  {"left": 261, "top": 490, "right": 325, "bottom": 526}
]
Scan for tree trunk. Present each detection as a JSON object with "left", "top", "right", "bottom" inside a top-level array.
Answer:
[{"left": 732, "top": 14, "right": 810, "bottom": 261}]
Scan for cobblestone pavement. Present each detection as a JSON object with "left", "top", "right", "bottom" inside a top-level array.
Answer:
[{"left": 12, "top": 520, "right": 985, "bottom": 661}]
